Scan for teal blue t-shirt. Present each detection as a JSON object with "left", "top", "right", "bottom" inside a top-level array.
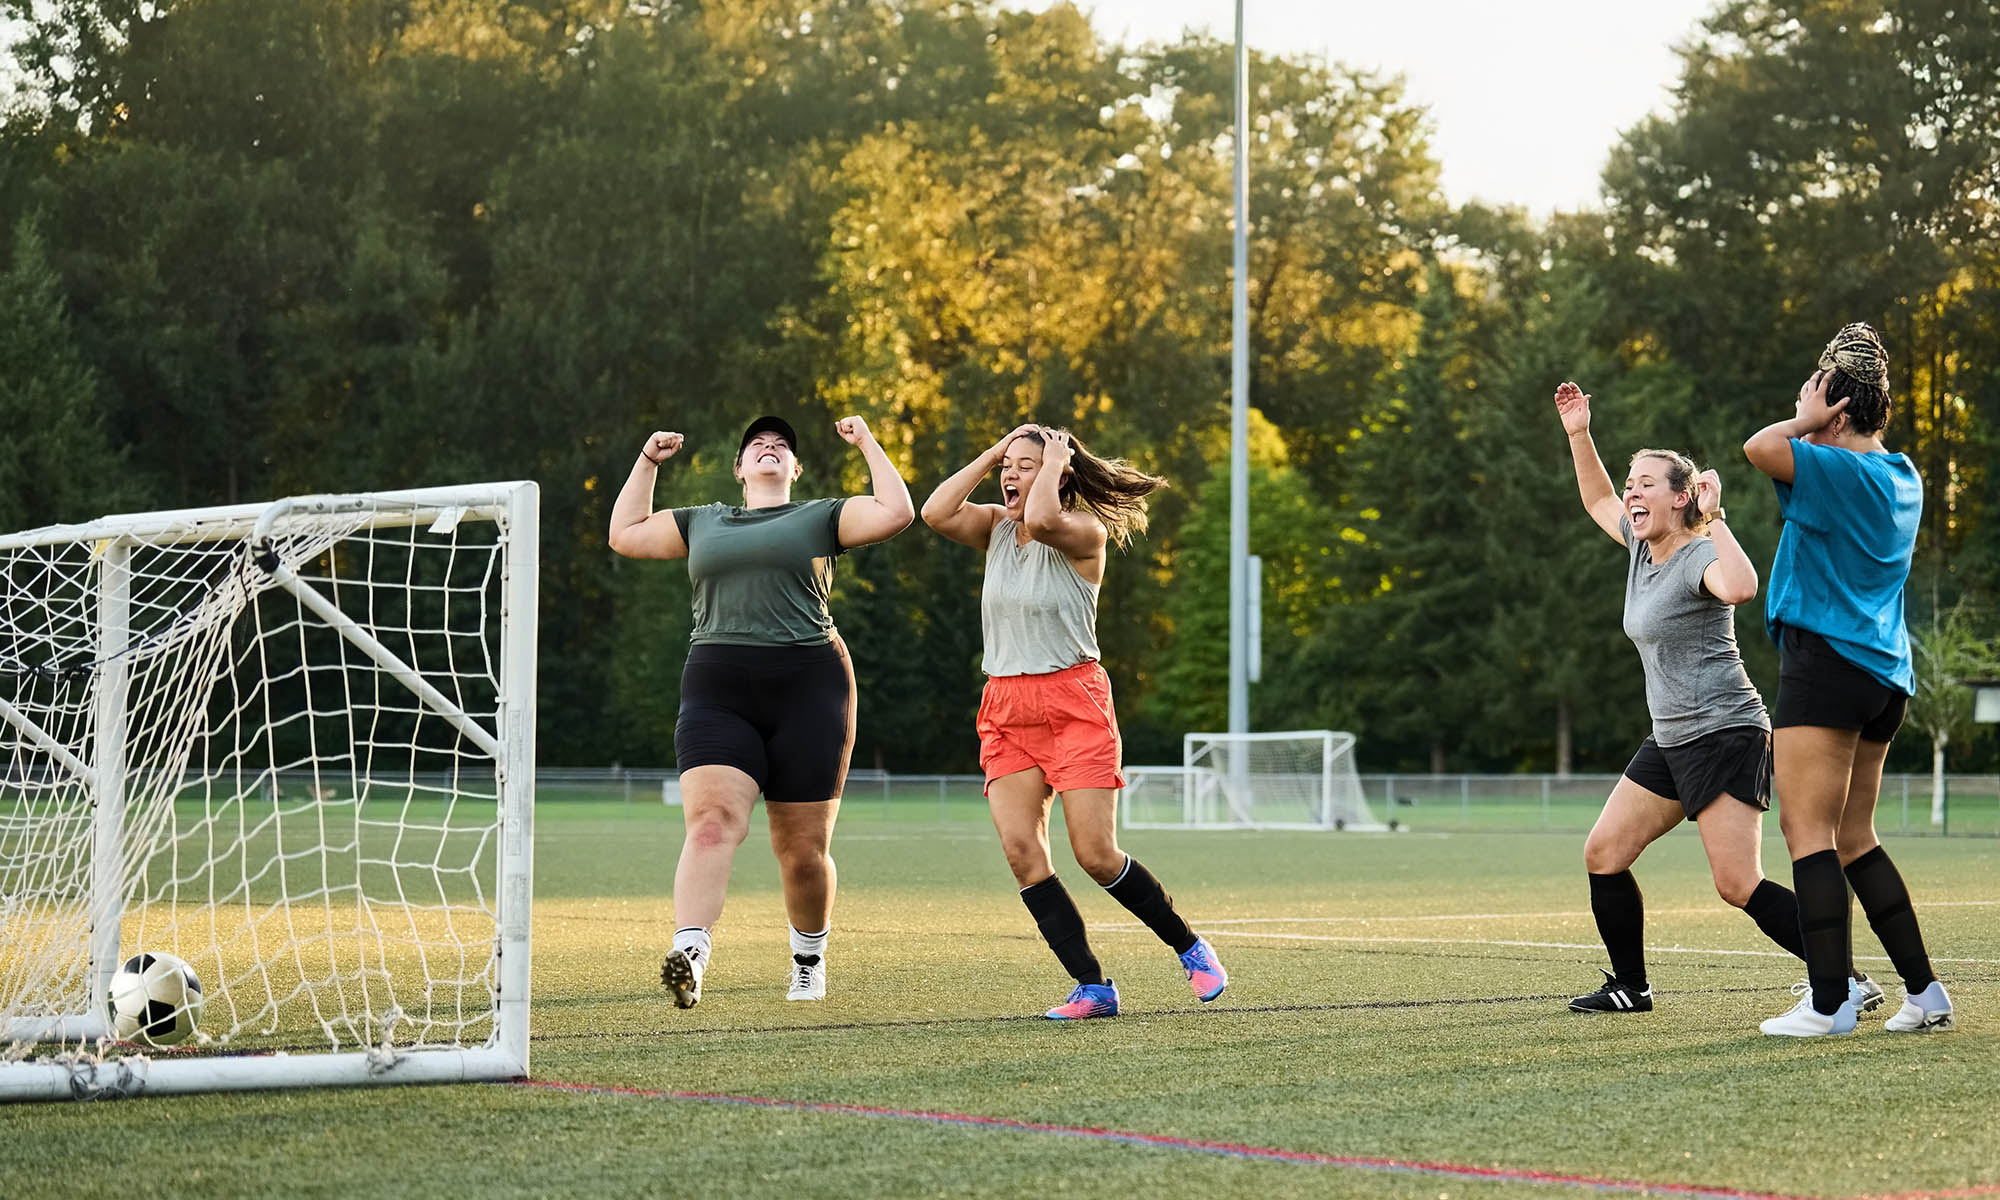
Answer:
[{"left": 1765, "top": 438, "right": 1921, "bottom": 693}]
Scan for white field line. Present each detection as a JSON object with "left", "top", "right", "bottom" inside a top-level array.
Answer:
[{"left": 1093, "top": 925, "right": 2000, "bottom": 966}]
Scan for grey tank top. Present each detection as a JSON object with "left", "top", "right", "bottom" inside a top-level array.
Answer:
[{"left": 981, "top": 518, "right": 1102, "bottom": 677}]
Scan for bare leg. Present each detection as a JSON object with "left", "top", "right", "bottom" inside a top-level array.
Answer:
[
  {"left": 671, "top": 765, "right": 758, "bottom": 930},
  {"left": 768, "top": 799, "right": 841, "bottom": 933}
]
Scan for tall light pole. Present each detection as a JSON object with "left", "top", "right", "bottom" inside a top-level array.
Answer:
[{"left": 1227, "top": 0, "right": 1250, "bottom": 736}]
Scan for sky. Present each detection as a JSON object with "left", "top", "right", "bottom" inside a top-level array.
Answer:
[{"left": 1023, "top": 0, "right": 1724, "bottom": 215}]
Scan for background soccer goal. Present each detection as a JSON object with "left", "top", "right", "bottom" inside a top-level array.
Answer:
[
  {"left": 0, "top": 482, "right": 538, "bottom": 1102},
  {"left": 1122, "top": 730, "right": 1382, "bottom": 831}
]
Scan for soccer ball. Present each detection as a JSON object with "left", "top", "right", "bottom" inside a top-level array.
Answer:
[{"left": 107, "top": 952, "right": 204, "bottom": 1046}]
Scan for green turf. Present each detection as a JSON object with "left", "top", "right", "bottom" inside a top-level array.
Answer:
[{"left": 5, "top": 801, "right": 1997, "bottom": 1198}]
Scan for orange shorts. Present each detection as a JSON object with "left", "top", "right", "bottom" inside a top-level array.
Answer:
[{"left": 977, "top": 661, "right": 1126, "bottom": 794}]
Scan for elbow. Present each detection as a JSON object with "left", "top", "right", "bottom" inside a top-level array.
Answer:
[
  {"left": 918, "top": 500, "right": 949, "bottom": 530},
  {"left": 606, "top": 525, "right": 635, "bottom": 558},
  {"left": 1718, "top": 574, "right": 1759, "bottom": 606},
  {"left": 887, "top": 497, "right": 918, "bottom": 530},
  {"left": 1023, "top": 514, "right": 1059, "bottom": 539}
]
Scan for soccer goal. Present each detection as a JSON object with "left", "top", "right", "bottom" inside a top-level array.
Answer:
[
  {"left": 0, "top": 482, "right": 538, "bottom": 1102},
  {"left": 1122, "top": 731, "right": 1382, "bottom": 831}
]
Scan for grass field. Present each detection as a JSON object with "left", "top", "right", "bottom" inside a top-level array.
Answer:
[{"left": 6, "top": 798, "right": 1998, "bottom": 1199}]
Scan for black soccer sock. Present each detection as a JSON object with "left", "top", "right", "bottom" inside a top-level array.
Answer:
[
  {"left": 1844, "top": 846, "right": 1937, "bottom": 994},
  {"left": 1102, "top": 855, "right": 1199, "bottom": 955},
  {"left": 1741, "top": 879, "right": 1808, "bottom": 962},
  {"left": 1587, "top": 870, "right": 1647, "bottom": 990},
  {"left": 1791, "top": 850, "right": 1852, "bottom": 1015},
  {"left": 1019, "top": 875, "right": 1105, "bottom": 985}
]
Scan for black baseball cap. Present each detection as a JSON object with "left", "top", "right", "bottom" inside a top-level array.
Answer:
[{"left": 737, "top": 415, "right": 798, "bottom": 456}]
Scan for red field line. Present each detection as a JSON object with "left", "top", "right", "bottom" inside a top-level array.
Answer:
[{"left": 512, "top": 1078, "right": 1842, "bottom": 1198}]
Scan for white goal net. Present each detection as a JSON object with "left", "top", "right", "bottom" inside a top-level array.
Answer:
[
  {"left": 0, "top": 482, "right": 537, "bottom": 1102},
  {"left": 1122, "top": 731, "right": 1381, "bottom": 831}
]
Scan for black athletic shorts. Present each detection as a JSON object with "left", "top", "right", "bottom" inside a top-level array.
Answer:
[
  {"left": 1772, "top": 625, "right": 1908, "bottom": 743},
  {"left": 674, "top": 641, "right": 854, "bottom": 803},
  {"left": 1622, "top": 725, "right": 1772, "bottom": 821}
]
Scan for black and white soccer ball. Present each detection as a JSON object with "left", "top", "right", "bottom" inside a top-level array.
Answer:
[{"left": 107, "top": 952, "right": 204, "bottom": 1046}]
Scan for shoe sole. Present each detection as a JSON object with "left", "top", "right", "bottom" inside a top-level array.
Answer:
[
  {"left": 661, "top": 951, "right": 700, "bottom": 1009},
  {"left": 1886, "top": 1013, "right": 1954, "bottom": 1032}
]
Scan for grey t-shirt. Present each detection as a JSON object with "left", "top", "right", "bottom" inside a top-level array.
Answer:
[
  {"left": 670, "top": 499, "right": 849, "bottom": 646},
  {"left": 1620, "top": 516, "right": 1769, "bottom": 746}
]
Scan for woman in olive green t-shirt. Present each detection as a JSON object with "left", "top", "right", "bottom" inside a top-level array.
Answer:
[{"left": 608, "top": 414, "right": 913, "bottom": 1009}]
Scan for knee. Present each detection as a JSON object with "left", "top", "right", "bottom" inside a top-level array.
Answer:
[
  {"left": 1582, "top": 837, "right": 1634, "bottom": 877},
  {"left": 997, "top": 836, "right": 1049, "bottom": 883},
  {"left": 772, "top": 837, "right": 830, "bottom": 874},
  {"left": 686, "top": 814, "right": 748, "bottom": 852},
  {"left": 1071, "top": 843, "right": 1125, "bottom": 885},
  {"left": 1835, "top": 831, "right": 1878, "bottom": 867},
  {"left": 1713, "top": 873, "right": 1760, "bottom": 909}
]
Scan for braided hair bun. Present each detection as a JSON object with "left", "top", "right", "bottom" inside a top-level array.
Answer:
[{"left": 1816, "top": 322, "right": 1892, "bottom": 433}]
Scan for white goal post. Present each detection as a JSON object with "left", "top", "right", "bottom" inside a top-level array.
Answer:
[
  {"left": 1122, "top": 730, "right": 1383, "bottom": 831},
  {"left": 0, "top": 482, "right": 538, "bottom": 1102}
]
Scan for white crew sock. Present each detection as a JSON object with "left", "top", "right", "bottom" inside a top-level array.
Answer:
[
  {"left": 673, "top": 926, "right": 712, "bottom": 975},
  {"left": 788, "top": 925, "right": 828, "bottom": 961}
]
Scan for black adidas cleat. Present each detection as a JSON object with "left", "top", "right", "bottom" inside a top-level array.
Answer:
[{"left": 1568, "top": 968, "right": 1653, "bottom": 1013}]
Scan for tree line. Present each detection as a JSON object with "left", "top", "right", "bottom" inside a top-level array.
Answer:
[{"left": 2, "top": 0, "right": 1996, "bottom": 774}]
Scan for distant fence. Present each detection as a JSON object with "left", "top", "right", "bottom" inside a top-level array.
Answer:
[{"left": 523, "top": 768, "right": 2000, "bottom": 837}]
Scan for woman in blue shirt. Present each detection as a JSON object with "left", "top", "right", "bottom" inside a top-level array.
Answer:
[{"left": 1743, "top": 323, "right": 1953, "bottom": 1037}]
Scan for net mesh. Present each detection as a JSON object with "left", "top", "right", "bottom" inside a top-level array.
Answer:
[
  {"left": 1153, "top": 732, "right": 1381, "bottom": 831},
  {"left": 2, "top": 500, "right": 511, "bottom": 1058}
]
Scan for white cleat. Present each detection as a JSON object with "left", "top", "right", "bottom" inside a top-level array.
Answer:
[
  {"left": 662, "top": 947, "right": 704, "bottom": 1009},
  {"left": 1884, "top": 981, "right": 1955, "bottom": 1032},
  {"left": 786, "top": 954, "right": 826, "bottom": 1001},
  {"left": 1761, "top": 995, "right": 1858, "bottom": 1037},
  {"left": 1790, "top": 975, "right": 1886, "bottom": 1013}
]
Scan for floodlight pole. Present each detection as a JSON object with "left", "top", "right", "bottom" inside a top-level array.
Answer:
[{"left": 1228, "top": 0, "right": 1250, "bottom": 736}]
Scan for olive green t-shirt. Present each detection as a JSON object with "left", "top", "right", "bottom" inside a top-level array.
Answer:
[{"left": 670, "top": 499, "right": 850, "bottom": 646}]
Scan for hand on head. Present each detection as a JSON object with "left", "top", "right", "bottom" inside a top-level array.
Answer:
[
  {"left": 1794, "top": 369, "right": 1850, "bottom": 432},
  {"left": 1040, "top": 428, "right": 1073, "bottom": 465},
  {"left": 1553, "top": 381, "right": 1592, "bottom": 436}
]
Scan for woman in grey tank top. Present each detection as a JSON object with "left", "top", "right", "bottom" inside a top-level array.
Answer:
[
  {"left": 1552, "top": 383, "right": 1879, "bottom": 1018},
  {"left": 923, "top": 425, "right": 1228, "bottom": 1020}
]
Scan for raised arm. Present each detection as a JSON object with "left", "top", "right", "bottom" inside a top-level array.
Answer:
[
  {"left": 1022, "top": 429, "right": 1107, "bottom": 567},
  {"left": 1554, "top": 382, "right": 1626, "bottom": 543},
  {"left": 1743, "top": 369, "right": 1849, "bottom": 485},
  {"left": 833, "top": 416, "right": 916, "bottom": 549},
  {"left": 920, "top": 423, "right": 1036, "bottom": 550},
  {"left": 606, "top": 431, "right": 689, "bottom": 560},
  {"left": 1693, "top": 470, "right": 1758, "bottom": 605}
]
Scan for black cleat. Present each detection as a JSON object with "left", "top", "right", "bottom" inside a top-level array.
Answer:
[{"left": 1568, "top": 968, "right": 1653, "bottom": 1013}]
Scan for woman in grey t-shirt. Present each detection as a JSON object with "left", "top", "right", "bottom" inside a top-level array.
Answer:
[{"left": 1552, "top": 382, "right": 1874, "bottom": 1016}]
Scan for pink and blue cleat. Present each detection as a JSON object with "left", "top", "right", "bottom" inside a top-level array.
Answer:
[
  {"left": 1045, "top": 979, "right": 1119, "bottom": 1019},
  {"left": 1179, "top": 936, "right": 1228, "bottom": 1003}
]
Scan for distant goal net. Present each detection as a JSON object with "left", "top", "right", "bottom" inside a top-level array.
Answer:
[
  {"left": 1122, "top": 731, "right": 1382, "bottom": 831},
  {"left": 0, "top": 482, "right": 538, "bottom": 1102}
]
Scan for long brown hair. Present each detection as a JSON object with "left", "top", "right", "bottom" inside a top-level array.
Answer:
[{"left": 1010, "top": 428, "right": 1167, "bottom": 549}]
